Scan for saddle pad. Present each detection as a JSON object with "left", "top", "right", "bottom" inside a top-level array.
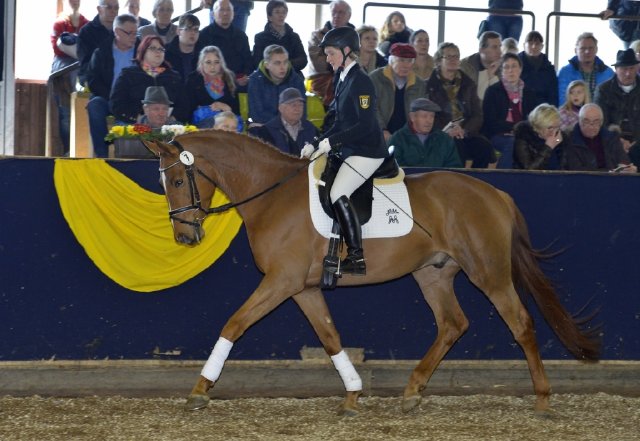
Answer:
[{"left": 308, "top": 160, "right": 413, "bottom": 239}]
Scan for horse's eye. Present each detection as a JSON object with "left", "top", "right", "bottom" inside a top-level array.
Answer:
[{"left": 174, "top": 179, "right": 184, "bottom": 188}]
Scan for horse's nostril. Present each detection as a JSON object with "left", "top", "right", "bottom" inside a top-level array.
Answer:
[{"left": 176, "top": 234, "right": 195, "bottom": 245}]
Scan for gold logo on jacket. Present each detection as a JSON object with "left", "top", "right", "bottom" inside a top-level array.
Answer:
[{"left": 359, "top": 95, "right": 370, "bottom": 109}]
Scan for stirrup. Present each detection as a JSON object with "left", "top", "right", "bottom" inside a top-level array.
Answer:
[{"left": 338, "top": 255, "right": 366, "bottom": 276}]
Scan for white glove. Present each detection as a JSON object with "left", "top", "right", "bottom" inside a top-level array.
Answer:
[
  {"left": 310, "top": 138, "right": 331, "bottom": 160},
  {"left": 300, "top": 143, "right": 315, "bottom": 158}
]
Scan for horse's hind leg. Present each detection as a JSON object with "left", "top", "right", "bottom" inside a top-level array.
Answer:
[
  {"left": 292, "top": 287, "right": 362, "bottom": 416},
  {"left": 403, "top": 261, "right": 468, "bottom": 413},
  {"left": 482, "top": 285, "right": 551, "bottom": 414}
]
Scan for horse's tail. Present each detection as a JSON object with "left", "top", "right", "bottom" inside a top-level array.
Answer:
[{"left": 510, "top": 203, "right": 602, "bottom": 361}]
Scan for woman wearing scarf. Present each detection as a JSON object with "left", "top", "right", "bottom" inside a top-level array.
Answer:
[
  {"left": 110, "top": 35, "right": 188, "bottom": 124},
  {"left": 186, "top": 45, "right": 240, "bottom": 128},
  {"left": 251, "top": 0, "right": 307, "bottom": 73},
  {"left": 426, "top": 42, "right": 497, "bottom": 168},
  {"left": 482, "top": 53, "right": 540, "bottom": 168}
]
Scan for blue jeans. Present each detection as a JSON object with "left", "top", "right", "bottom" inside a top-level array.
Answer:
[
  {"left": 486, "top": 15, "right": 523, "bottom": 42},
  {"left": 87, "top": 95, "right": 111, "bottom": 158},
  {"left": 491, "top": 134, "right": 515, "bottom": 169}
]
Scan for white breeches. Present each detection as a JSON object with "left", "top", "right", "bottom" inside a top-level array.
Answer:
[{"left": 329, "top": 156, "right": 385, "bottom": 203}]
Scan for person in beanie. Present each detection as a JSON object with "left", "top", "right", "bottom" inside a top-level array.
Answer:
[
  {"left": 369, "top": 42, "right": 426, "bottom": 142},
  {"left": 388, "top": 98, "right": 461, "bottom": 168},
  {"left": 300, "top": 27, "right": 388, "bottom": 276}
]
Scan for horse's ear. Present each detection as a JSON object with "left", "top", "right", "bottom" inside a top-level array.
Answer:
[{"left": 142, "top": 139, "right": 171, "bottom": 157}]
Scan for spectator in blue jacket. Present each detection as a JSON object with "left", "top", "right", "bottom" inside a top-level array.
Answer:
[
  {"left": 557, "top": 32, "right": 614, "bottom": 106},
  {"left": 519, "top": 30, "right": 558, "bottom": 106},
  {"left": 249, "top": 88, "right": 318, "bottom": 155},
  {"left": 247, "top": 44, "right": 305, "bottom": 126}
]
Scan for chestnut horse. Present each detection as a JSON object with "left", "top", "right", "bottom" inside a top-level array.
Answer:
[{"left": 143, "top": 130, "right": 600, "bottom": 415}]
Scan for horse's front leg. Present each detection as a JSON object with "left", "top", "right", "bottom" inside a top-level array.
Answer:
[
  {"left": 185, "top": 273, "right": 303, "bottom": 411},
  {"left": 292, "top": 287, "right": 362, "bottom": 416}
]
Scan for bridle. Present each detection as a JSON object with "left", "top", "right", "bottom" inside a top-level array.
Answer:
[{"left": 159, "top": 139, "right": 307, "bottom": 230}]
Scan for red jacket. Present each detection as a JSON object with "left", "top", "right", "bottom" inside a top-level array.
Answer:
[{"left": 51, "top": 13, "right": 89, "bottom": 58}]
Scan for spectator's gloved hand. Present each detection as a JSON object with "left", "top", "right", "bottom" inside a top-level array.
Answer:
[
  {"left": 310, "top": 138, "right": 331, "bottom": 160},
  {"left": 300, "top": 143, "right": 316, "bottom": 159}
]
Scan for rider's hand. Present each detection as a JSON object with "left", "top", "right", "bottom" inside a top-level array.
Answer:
[
  {"left": 300, "top": 143, "right": 316, "bottom": 158},
  {"left": 311, "top": 138, "right": 331, "bottom": 160}
]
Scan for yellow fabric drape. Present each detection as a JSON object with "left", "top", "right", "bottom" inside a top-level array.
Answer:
[{"left": 53, "top": 159, "right": 243, "bottom": 292}]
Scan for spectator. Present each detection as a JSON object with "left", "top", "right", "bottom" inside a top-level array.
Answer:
[
  {"left": 370, "top": 43, "right": 425, "bottom": 142},
  {"left": 559, "top": 80, "right": 590, "bottom": 132},
  {"left": 165, "top": 14, "right": 202, "bottom": 83},
  {"left": 377, "top": 11, "right": 412, "bottom": 60},
  {"left": 426, "top": 42, "right": 497, "bottom": 169},
  {"left": 482, "top": 53, "right": 541, "bottom": 169},
  {"left": 631, "top": 39, "right": 640, "bottom": 62},
  {"left": 307, "top": 0, "right": 354, "bottom": 107},
  {"left": 202, "top": 0, "right": 254, "bottom": 33},
  {"left": 410, "top": 29, "right": 434, "bottom": 80},
  {"left": 248, "top": 44, "right": 305, "bottom": 125},
  {"left": 564, "top": 103, "right": 636, "bottom": 172},
  {"left": 51, "top": 0, "right": 90, "bottom": 154},
  {"left": 186, "top": 45, "right": 239, "bottom": 127},
  {"left": 77, "top": 0, "right": 119, "bottom": 87},
  {"left": 356, "top": 25, "right": 386, "bottom": 74},
  {"left": 594, "top": 48, "right": 640, "bottom": 152},
  {"left": 388, "top": 98, "right": 461, "bottom": 168},
  {"left": 601, "top": 1, "right": 640, "bottom": 49},
  {"left": 460, "top": 31, "right": 502, "bottom": 102},
  {"left": 251, "top": 0, "right": 307, "bottom": 73},
  {"left": 557, "top": 32, "right": 614, "bottom": 106},
  {"left": 501, "top": 37, "right": 519, "bottom": 55},
  {"left": 137, "top": 85, "right": 177, "bottom": 127},
  {"left": 213, "top": 110, "right": 241, "bottom": 131},
  {"left": 518, "top": 30, "right": 558, "bottom": 106},
  {"left": 125, "top": 0, "right": 151, "bottom": 26},
  {"left": 199, "top": 0, "right": 253, "bottom": 91},
  {"left": 482, "top": 0, "right": 523, "bottom": 42},
  {"left": 110, "top": 35, "right": 188, "bottom": 124},
  {"left": 86, "top": 13, "right": 139, "bottom": 157},
  {"left": 138, "top": 0, "right": 177, "bottom": 45},
  {"left": 249, "top": 88, "right": 318, "bottom": 155},
  {"left": 513, "top": 103, "right": 566, "bottom": 170}
]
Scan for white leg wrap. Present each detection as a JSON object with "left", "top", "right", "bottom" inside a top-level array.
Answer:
[
  {"left": 201, "top": 337, "right": 233, "bottom": 382},
  {"left": 331, "top": 350, "right": 362, "bottom": 392}
]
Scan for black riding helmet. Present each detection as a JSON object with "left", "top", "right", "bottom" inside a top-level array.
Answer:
[{"left": 319, "top": 26, "right": 359, "bottom": 68}]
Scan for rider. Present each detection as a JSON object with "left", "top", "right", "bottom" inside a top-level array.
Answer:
[{"left": 301, "top": 27, "right": 388, "bottom": 275}]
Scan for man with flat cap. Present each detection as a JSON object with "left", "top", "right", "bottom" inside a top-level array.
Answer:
[
  {"left": 370, "top": 42, "right": 427, "bottom": 142},
  {"left": 388, "top": 98, "right": 462, "bottom": 167},
  {"left": 249, "top": 87, "right": 318, "bottom": 155},
  {"left": 594, "top": 48, "right": 640, "bottom": 153}
]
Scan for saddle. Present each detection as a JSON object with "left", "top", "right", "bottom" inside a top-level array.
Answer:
[{"left": 316, "top": 152, "right": 400, "bottom": 225}]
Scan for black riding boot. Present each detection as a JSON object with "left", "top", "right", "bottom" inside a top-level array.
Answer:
[{"left": 332, "top": 195, "right": 366, "bottom": 275}]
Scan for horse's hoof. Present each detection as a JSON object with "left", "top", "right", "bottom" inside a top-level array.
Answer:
[
  {"left": 402, "top": 395, "right": 422, "bottom": 413},
  {"left": 534, "top": 407, "right": 555, "bottom": 419},
  {"left": 185, "top": 393, "right": 210, "bottom": 411},
  {"left": 337, "top": 405, "right": 359, "bottom": 417}
]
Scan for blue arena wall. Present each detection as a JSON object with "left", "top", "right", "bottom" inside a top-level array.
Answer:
[{"left": 1, "top": 157, "right": 639, "bottom": 362}]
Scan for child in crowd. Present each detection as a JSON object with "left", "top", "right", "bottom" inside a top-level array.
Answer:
[
  {"left": 559, "top": 80, "right": 590, "bottom": 132},
  {"left": 377, "top": 11, "right": 412, "bottom": 59}
]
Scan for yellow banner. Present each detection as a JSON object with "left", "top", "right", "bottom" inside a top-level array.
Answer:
[{"left": 53, "top": 159, "right": 243, "bottom": 292}]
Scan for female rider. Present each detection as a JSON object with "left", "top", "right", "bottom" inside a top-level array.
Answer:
[{"left": 301, "top": 27, "right": 388, "bottom": 276}]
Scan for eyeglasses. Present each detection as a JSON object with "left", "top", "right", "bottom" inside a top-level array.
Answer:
[
  {"left": 100, "top": 4, "right": 119, "bottom": 11},
  {"left": 581, "top": 118, "right": 602, "bottom": 127},
  {"left": 157, "top": 7, "right": 174, "bottom": 13},
  {"left": 442, "top": 55, "right": 460, "bottom": 60},
  {"left": 116, "top": 28, "right": 136, "bottom": 37},
  {"left": 179, "top": 27, "right": 200, "bottom": 33},
  {"left": 147, "top": 46, "right": 166, "bottom": 53}
]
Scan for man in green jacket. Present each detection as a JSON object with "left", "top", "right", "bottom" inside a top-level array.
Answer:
[{"left": 388, "top": 98, "right": 462, "bottom": 168}]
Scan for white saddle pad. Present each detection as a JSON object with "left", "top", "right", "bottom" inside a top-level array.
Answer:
[{"left": 307, "top": 158, "right": 413, "bottom": 239}]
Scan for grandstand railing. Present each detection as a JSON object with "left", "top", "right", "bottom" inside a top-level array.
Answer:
[{"left": 362, "top": 2, "right": 535, "bottom": 45}]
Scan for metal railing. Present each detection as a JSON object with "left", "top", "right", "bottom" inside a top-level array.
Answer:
[{"left": 363, "top": 2, "right": 535, "bottom": 45}]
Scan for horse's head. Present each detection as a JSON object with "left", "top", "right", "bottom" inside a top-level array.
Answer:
[{"left": 143, "top": 138, "right": 217, "bottom": 246}]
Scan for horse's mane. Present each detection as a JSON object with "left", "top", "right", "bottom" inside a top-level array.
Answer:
[{"left": 176, "top": 129, "right": 304, "bottom": 166}]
